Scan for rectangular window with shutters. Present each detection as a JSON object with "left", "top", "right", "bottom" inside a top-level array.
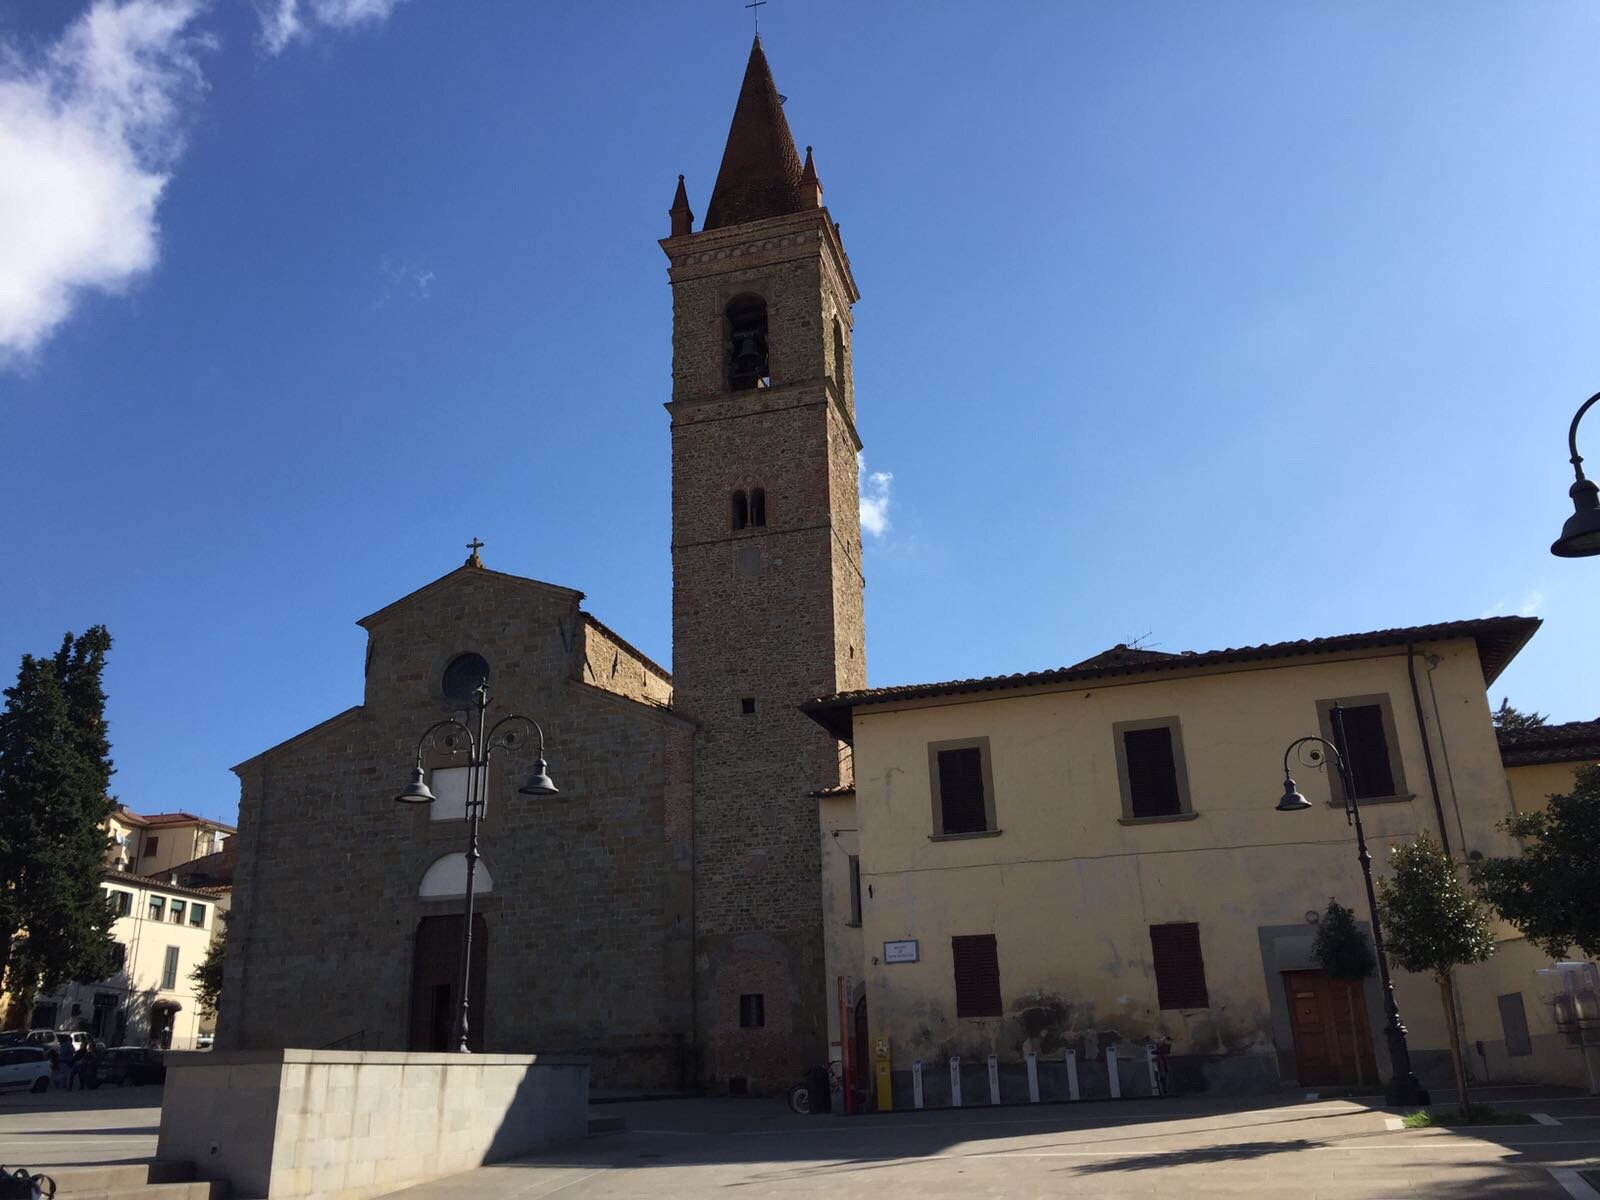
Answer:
[
  {"left": 927, "top": 738, "right": 998, "bottom": 837},
  {"left": 1114, "top": 718, "right": 1193, "bottom": 822},
  {"left": 161, "top": 946, "right": 180, "bottom": 991},
  {"left": 1149, "top": 923, "right": 1209, "bottom": 1009},
  {"left": 1316, "top": 697, "right": 1407, "bottom": 803},
  {"left": 952, "top": 933, "right": 1003, "bottom": 1018}
]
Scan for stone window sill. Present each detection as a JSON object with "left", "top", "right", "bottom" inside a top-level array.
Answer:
[
  {"left": 929, "top": 829, "right": 1003, "bottom": 842},
  {"left": 1328, "top": 793, "right": 1415, "bottom": 808},
  {"left": 1119, "top": 811, "right": 1200, "bottom": 826}
]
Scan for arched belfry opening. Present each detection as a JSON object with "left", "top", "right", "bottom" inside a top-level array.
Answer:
[
  {"left": 749, "top": 487, "right": 766, "bottom": 527},
  {"left": 726, "top": 295, "right": 769, "bottom": 391},
  {"left": 731, "top": 489, "right": 749, "bottom": 530}
]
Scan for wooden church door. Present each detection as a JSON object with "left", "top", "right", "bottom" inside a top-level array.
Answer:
[{"left": 409, "top": 914, "right": 487, "bottom": 1052}]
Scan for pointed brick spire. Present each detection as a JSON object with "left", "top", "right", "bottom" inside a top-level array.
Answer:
[
  {"left": 800, "top": 144, "right": 822, "bottom": 207},
  {"left": 703, "top": 37, "right": 810, "bottom": 231},
  {"left": 669, "top": 174, "right": 694, "bottom": 237}
]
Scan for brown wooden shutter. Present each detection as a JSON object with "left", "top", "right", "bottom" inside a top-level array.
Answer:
[
  {"left": 952, "top": 934, "right": 1003, "bottom": 1018},
  {"left": 1337, "top": 705, "right": 1395, "bottom": 800},
  {"left": 938, "top": 747, "right": 988, "bottom": 834},
  {"left": 1124, "top": 727, "right": 1181, "bottom": 817},
  {"left": 1149, "top": 922, "right": 1209, "bottom": 1009}
]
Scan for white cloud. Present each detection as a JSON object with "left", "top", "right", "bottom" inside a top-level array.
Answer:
[
  {"left": 0, "top": 0, "right": 208, "bottom": 365},
  {"left": 859, "top": 454, "right": 893, "bottom": 538},
  {"left": 258, "top": 0, "right": 407, "bottom": 54},
  {"left": 374, "top": 257, "right": 434, "bottom": 307},
  {"left": 1519, "top": 589, "right": 1544, "bottom": 617}
]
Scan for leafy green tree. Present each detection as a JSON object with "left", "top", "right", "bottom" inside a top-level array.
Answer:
[
  {"left": 1474, "top": 765, "right": 1600, "bottom": 960},
  {"left": 190, "top": 919, "right": 226, "bottom": 1019},
  {"left": 0, "top": 628, "right": 118, "bottom": 1025},
  {"left": 1493, "top": 698, "right": 1548, "bottom": 735},
  {"left": 1377, "top": 834, "right": 1495, "bottom": 1116},
  {"left": 1313, "top": 899, "right": 1377, "bottom": 1084}
]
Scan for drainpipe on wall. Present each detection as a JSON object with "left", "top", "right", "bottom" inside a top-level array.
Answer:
[
  {"left": 1423, "top": 655, "right": 1471, "bottom": 857},
  {"left": 1405, "top": 642, "right": 1452, "bottom": 858}
]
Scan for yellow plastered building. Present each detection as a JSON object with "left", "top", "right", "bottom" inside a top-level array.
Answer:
[{"left": 805, "top": 617, "right": 1595, "bottom": 1101}]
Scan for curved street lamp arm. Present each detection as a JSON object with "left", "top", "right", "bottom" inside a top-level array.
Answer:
[
  {"left": 480, "top": 714, "right": 546, "bottom": 763},
  {"left": 1569, "top": 391, "right": 1600, "bottom": 480},
  {"left": 1280, "top": 734, "right": 1344, "bottom": 778},
  {"left": 410, "top": 717, "right": 476, "bottom": 764}
]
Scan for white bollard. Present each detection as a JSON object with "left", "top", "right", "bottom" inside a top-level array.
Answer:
[
  {"left": 1146, "top": 1044, "right": 1160, "bottom": 1095},
  {"left": 1025, "top": 1052, "right": 1040, "bottom": 1103},
  {"left": 912, "top": 1059, "right": 925, "bottom": 1109},
  {"left": 950, "top": 1056, "right": 962, "bottom": 1107},
  {"left": 1065, "top": 1049, "right": 1080, "bottom": 1101},
  {"left": 1107, "top": 1046, "right": 1121, "bottom": 1099},
  {"left": 987, "top": 1054, "right": 1001, "bottom": 1105}
]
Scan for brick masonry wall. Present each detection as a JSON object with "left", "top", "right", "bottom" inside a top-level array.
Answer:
[
  {"left": 664, "top": 208, "right": 866, "bottom": 1090},
  {"left": 220, "top": 568, "right": 696, "bottom": 1088}
]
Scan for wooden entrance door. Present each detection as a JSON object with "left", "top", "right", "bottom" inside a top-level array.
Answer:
[
  {"left": 409, "top": 915, "right": 487, "bottom": 1052},
  {"left": 1284, "top": 970, "right": 1377, "bottom": 1086}
]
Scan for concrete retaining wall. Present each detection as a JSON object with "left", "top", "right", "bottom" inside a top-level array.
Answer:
[{"left": 157, "top": 1049, "right": 590, "bottom": 1200}]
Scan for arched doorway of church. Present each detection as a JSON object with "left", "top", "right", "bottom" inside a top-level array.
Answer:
[{"left": 408, "top": 914, "right": 487, "bottom": 1052}]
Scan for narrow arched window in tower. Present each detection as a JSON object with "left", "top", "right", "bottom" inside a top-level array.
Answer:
[
  {"left": 731, "top": 489, "right": 749, "bottom": 530},
  {"left": 726, "top": 295, "right": 769, "bottom": 391},
  {"left": 749, "top": 487, "right": 767, "bottom": 528}
]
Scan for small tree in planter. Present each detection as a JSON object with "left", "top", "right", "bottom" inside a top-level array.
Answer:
[
  {"left": 1377, "top": 834, "right": 1495, "bottom": 1117},
  {"left": 1313, "top": 899, "right": 1376, "bottom": 1085}
]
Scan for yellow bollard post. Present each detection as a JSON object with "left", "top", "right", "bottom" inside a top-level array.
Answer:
[{"left": 874, "top": 1036, "right": 894, "bottom": 1112}]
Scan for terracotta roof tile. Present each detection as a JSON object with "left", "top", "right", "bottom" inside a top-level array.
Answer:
[
  {"left": 802, "top": 616, "right": 1540, "bottom": 742},
  {"left": 1498, "top": 719, "right": 1600, "bottom": 767}
]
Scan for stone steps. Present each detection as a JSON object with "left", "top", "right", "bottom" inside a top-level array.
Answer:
[{"left": 45, "top": 1161, "right": 227, "bottom": 1200}]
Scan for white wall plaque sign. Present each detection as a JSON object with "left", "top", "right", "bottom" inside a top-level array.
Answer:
[{"left": 883, "top": 940, "right": 919, "bottom": 964}]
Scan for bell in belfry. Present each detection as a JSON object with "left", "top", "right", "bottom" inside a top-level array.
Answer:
[{"left": 731, "top": 331, "right": 766, "bottom": 378}]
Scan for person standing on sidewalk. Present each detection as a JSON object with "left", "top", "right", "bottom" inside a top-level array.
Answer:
[{"left": 55, "top": 1035, "right": 77, "bottom": 1091}]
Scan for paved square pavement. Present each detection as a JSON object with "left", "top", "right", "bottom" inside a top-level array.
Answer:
[{"left": 2, "top": 1081, "right": 1597, "bottom": 1197}]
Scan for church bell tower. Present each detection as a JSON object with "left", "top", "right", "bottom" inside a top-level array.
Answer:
[{"left": 662, "top": 37, "right": 866, "bottom": 1090}]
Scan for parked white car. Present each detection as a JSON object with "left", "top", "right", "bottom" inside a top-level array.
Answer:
[
  {"left": 23, "top": 1030, "right": 87, "bottom": 1052},
  {"left": 0, "top": 1047, "right": 51, "bottom": 1092}
]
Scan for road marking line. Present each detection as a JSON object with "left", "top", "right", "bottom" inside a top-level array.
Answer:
[
  {"left": 1534, "top": 1112, "right": 1562, "bottom": 1126},
  {"left": 1384, "top": 1117, "right": 1404, "bottom": 1130},
  {"left": 1550, "top": 1168, "right": 1600, "bottom": 1199}
]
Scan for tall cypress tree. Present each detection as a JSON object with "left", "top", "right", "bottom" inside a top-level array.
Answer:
[{"left": 0, "top": 627, "right": 117, "bottom": 1025}]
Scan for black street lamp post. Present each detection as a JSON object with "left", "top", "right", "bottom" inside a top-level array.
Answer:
[
  {"left": 1275, "top": 703, "right": 1430, "bottom": 1107},
  {"left": 395, "top": 685, "right": 558, "bottom": 1053},
  {"left": 1552, "top": 391, "right": 1600, "bottom": 558}
]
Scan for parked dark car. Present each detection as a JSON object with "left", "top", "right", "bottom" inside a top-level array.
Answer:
[{"left": 95, "top": 1047, "right": 165, "bottom": 1087}]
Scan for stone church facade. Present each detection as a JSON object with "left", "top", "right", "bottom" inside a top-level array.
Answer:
[{"left": 218, "top": 38, "right": 861, "bottom": 1092}]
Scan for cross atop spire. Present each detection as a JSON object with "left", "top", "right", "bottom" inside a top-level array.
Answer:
[
  {"left": 702, "top": 38, "right": 815, "bottom": 231},
  {"left": 465, "top": 538, "right": 485, "bottom": 568}
]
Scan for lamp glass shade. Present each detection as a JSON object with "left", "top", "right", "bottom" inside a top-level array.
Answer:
[
  {"left": 395, "top": 765, "right": 436, "bottom": 805},
  {"left": 1551, "top": 505, "right": 1600, "bottom": 557},
  {"left": 518, "top": 757, "right": 558, "bottom": 796},
  {"left": 1276, "top": 777, "right": 1313, "bottom": 812}
]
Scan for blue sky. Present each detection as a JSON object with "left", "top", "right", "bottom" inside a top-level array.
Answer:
[{"left": 2, "top": 1, "right": 1596, "bottom": 826}]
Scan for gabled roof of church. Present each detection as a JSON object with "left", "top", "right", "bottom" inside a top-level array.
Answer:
[
  {"left": 703, "top": 37, "right": 813, "bottom": 231},
  {"left": 803, "top": 616, "right": 1541, "bottom": 742},
  {"left": 356, "top": 563, "right": 582, "bottom": 629}
]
